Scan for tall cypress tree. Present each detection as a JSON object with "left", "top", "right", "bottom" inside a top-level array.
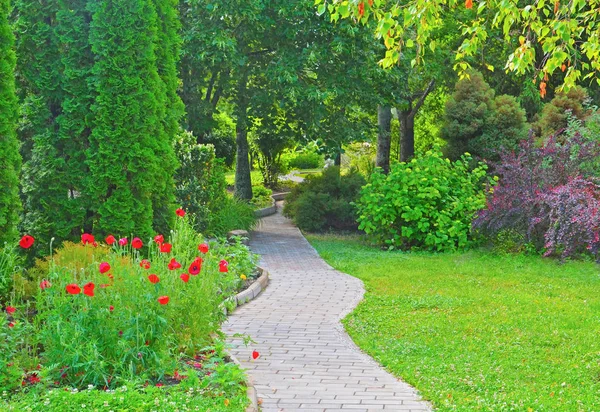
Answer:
[
  {"left": 0, "top": 0, "right": 20, "bottom": 244},
  {"left": 150, "top": 0, "right": 183, "bottom": 233},
  {"left": 14, "top": 0, "right": 65, "bottom": 246},
  {"left": 87, "top": 0, "right": 173, "bottom": 237}
]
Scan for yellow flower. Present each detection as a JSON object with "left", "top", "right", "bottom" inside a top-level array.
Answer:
[
  {"left": 224, "top": 399, "right": 230, "bottom": 407},
  {"left": 240, "top": 274, "right": 247, "bottom": 281}
]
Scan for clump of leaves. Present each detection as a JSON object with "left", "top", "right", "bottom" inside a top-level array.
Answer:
[{"left": 357, "top": 148, "right": 492, "bottom": 251}]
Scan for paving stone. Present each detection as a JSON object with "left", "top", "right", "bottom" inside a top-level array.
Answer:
[{"left": 225, "top": 206, "right": 431, "bottom": 411}]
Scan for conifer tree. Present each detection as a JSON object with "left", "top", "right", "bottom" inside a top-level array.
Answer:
[
  {"left": 0, "top": 0, "right": 20, "bottom": 244},
  {"left": 87, "top": 0, "right": 173, "bottom": 237},
  {"left": 150, "top": 0, "right": 184, "bottom": 232}
]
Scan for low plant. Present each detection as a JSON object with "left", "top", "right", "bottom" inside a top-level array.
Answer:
[
  {"left": 251, "top": 185, "right": 273, "bottom": 209},
  {"left": 207, "top": 196, "right": 256, "bottom": 236},
  {"left": 357, "top": 148, "right": 492, "bottom": 251},
  {"left": 286, "top": 151, "right": 324, "bottom": 170},
  {"left": 2, "top": 209, "right": 256, "bottom": 390},
  {"left": 284, "top": 167, "right": 365, "bottom": 232}
]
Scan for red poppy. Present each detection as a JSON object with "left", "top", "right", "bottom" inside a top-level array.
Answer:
[
  {"left": 180, "top": 273, "right": 190, "bottom": 283},
  {"left": 19, "top": 235, "right": 34, "bottom": 249},
  {"left": 6, "top": 306, "right": 16, "bottom": 315},
  {"left": 109, "top": 305, "right": 114, "bottom": 312},
  {"left": 105, "top": 235, "right": 116, "bottom": 245},
  {"left": 175, "top": 208, "right": 186, "bottom": 217},
  {"left": 168, "top": 258, "right": 181, "bottom": 270},
  {"left": 92, "top": 241, "right": 98, "bottom": 248},
  {"left": 8, "top": 322, "right": 14, "bottom": 328},
  {"left": 160, "top": 243, "right": 172, "bottom": 253},
  {"left": 132, "top": 237, "right": 143, "bottom": 249},
  {"left": 198, "top": 243, "right": 209, "bottom": 254},
  {"left": 107, "top": 273, "right": 114, "bottom": 280},
  {"left": 158, "top": 296, "right": 169, "bottom": 305},
  {"left": 39, "top": 279, "right": 51, "bottom": 290},
  {"left": 188, "top": 258, "right": 202, "bottom": 275},
  {"left": 81, "top": 233, "right": 95, "bottom": 245},
  {"left": 118, "top": 237, "right": 128, "bottom": 246},
  {"left": 66, "top": 284, "right": 81, "bottom": 295},
  {"left": 154, "top": 234, "right": 164, "bottom": 244},
  {"left": 252, "top": 350, "right": 260, "bottom": 360},
  {"left": 219, "top": 259, "right": 229, "bottom": 273},
  {"left": 99, "top": 262, "right": 111, "bottom": 274},
  {"left": 155, "top": 383, "right": 164, "bottom": 387},
  {"left": 83, "top": 282, "right": 95, "bottom": 297},
  {"left": 148, "top": 274, "right": 160, "bottom": 284},
  {"left": 140, "top": 259, "right": 151, "bottom": 269}
]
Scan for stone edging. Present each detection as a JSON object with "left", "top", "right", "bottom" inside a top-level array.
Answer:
[
  {"left": 227, "top": 267, "right": 270, "bottom": 411},
  {"left": 253, "top": 192, "right": 290, "bottom": 218}
]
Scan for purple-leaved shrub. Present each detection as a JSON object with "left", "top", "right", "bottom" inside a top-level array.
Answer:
[{"left": 474, "top": 130, "right": 600, "bottom": 259}]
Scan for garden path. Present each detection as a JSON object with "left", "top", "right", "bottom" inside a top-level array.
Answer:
[{"left": 224, "top": 206, "right": 431, "bottom": 412}]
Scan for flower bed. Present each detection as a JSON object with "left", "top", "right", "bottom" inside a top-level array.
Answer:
[{"left": 1, "top": 209, "right": 259, "bottom": 408}]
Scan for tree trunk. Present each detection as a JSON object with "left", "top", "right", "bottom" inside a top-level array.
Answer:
[
  {"left": 376, "top": 105, "right": 392, "bottom": 173},
  {"left": 399, "top": 108, "right": 415, "bottom": 162},
  {"left": 234, "top": 72, "right": 253, "bottom": 200}
]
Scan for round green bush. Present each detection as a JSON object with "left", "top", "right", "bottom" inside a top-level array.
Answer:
[{"left": 357, "top": 149, "right": 492, "bottom": 251}]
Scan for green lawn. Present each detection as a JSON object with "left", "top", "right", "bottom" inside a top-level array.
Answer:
[
  {"left": 225, "top": 170, "right": 264, "bottom": 186},
  {"left": 307, "top": 234, "right": 600, "bottom": 411}
]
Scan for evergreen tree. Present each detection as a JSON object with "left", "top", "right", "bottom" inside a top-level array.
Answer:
[
  {"left": 87, "top": 0, "right": 174, "bottom": 237},
  {"left": 150, "top": 0, "right": 183, "bottom": 232},
  {"left": 14, "top": 0, "right": 66, "bottom": 246},
  {"left": 0, "top": 0, "right": 20, "bottom": 244}
]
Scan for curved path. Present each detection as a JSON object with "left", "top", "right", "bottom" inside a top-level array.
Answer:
[{"left": 224, "top": 207, "right": 431, "bottom": 412}]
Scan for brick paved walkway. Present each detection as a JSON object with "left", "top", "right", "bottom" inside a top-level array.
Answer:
[{"left": 224, "top": 206, "right": 431, "bottom": 412}]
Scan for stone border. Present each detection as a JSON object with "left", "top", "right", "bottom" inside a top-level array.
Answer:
[
  {"left": 253, "top": 192, "right": 290, "bottom": 218},
  {"left": 226, "top": 267, "right": 269, "bottom": 411}
]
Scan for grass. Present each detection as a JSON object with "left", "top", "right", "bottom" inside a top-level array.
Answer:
[
  {"left": 225, "top": 170, "right": 263, "bottom": 187},
  {"left": 307, "top": 234, "right": 600, "bottom": 412}
]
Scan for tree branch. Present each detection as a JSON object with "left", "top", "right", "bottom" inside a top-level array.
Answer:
[{"left": 410, "top": 79, "right": 435, "bottom": 117}]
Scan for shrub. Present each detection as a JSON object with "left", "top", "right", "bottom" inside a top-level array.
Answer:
[
  {"left": 0, "top": 247, "right": 20, "bottom": 303},
  {"left": 174, "top": 131, "right": 227, "bottom": 233},
  {"left": 251, "top": 186, "right": 273, "bottom": 209},
  {"left": 283, "top": 167, "right": 365, "bottom": 232},
  {"left": 357, "top": 149, "right": 492, "bottom": 251},
  {"left": 534, "top": 86, "right": 590, "bottom": 137},
  {"left": 207, "top": 196, "right": 256, "bottom": 236},
  {"left": 287, "top": 151, "right": 324, "bottom": 170},
  {"left": 442, "top": 72, "right": 527, "bottom": 161},
  {"left": 474, "top": 131, "right": 600, "bottom": 259}
]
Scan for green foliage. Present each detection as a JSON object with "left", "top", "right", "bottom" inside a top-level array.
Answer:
[
  {"left": 284, "top": 167, "right": 365, "bottom": 232},
  {"left": 1, "top": 374, "right": 248, "bottom": 411},
  {"left": 0, "top": 246, "right": 21, "bottom": 303},
  {"left": 534, "top": 86, "right": 590, "bottom": 137},
  {"left": 174, "top": 131, "right": 227, "bottom": 234},
  {"left": 442, "top": 72, "right": 527, "bottom": 161},
  {"left": 285, "top": 151, "right": 324, "bottom": 170},
  {"left": 250, "top": 185, "right": 273, "bottom": 209},
  {"left": 357, "top": 149, "right": 492, "bottom": 251},
  {"left": 86, "top": 0, "right": 177, "bottom": 239},
  {"left": 207, "top": 196, "right": 256, "bottom": 237},
  {"left": 0, "top": 0, "right": 20, "bottom": 245},
  {"left": 13, "top": 216, "right": 254, "bottom": 388},
  {"left": 0, "top": 315, "right": 35, "bottom": 392},
  {"left": 309, "top": 235, "right": 600, "bottom": 411}
]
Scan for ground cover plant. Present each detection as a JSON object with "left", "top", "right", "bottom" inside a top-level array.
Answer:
[
  {"left": 308, "top": 234, "right": 600, "bottom": 411},
  {"left": 1, "top": 209, "right": 256, "bottom": 409}
]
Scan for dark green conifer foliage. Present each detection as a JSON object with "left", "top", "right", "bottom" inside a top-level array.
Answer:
[
  {"left": 14, "top": 0, "right": 67, "bottom": 246},
  {"left": 87, "top": 0, "right": 173, "bottom": 237},
  {"left": 150, "top": 0, "right": 184, "bottom": 233},
  {"left": 0, "top": 0, "right": 20, "bottom": 244}
]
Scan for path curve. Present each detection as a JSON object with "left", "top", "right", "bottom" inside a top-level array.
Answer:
[{"left": 225, "top": 206, "right": 431, "bottom": 412}]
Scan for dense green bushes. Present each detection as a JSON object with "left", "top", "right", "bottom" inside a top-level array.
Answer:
[
  {"left": 357, "top": 149, "right": 492, "bottom": 251},
  {"left": 286, "top": 151, "right": 324, "bottom": 170},
  {"left": 15, "top": 0, "right": 182, "bottom": 246},
  {"left": 284, "top": 167, "right": 365, "bottom": 232},
  {"left": 0, "top": 0, "right": 20, "bottom": 245},
  {"left": 174, "top": 131, "right": 255, "bottom": 236}
]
